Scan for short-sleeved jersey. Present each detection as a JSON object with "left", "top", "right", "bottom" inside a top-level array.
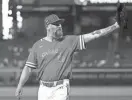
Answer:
[{"left": 25, "top": 35, "right": 85, "bottom": 81}]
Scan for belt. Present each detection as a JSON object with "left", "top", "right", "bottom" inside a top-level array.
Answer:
[{"left": 40, "top": 80, "right": 64, "bottom": 87}]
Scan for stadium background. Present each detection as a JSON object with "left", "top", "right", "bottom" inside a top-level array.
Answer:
[{"left": 0, "top": 0, "right": 132, "bottom": 100}]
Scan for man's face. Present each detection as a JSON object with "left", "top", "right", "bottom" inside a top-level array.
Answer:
[{"left": 49, "top": 23, "right": 63, "bottom": 39}]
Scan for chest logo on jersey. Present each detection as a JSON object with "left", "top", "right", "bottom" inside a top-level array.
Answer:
[{"left": 41, "top": 49, "right": 59, "bottom": 58}]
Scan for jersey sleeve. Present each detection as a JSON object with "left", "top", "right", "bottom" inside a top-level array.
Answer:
[
  {"left": 25, "top": 43, "right": 38, "bottom": 69},
  {"left": 69, "top": 35, "right": 86, "bottom": 51}
]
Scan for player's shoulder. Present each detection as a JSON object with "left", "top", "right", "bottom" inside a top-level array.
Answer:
[
  {"left": 32, "top": 37, "right": 45, "bottom": 47},
  {"left": 64, "top": 35, "right": 79, "bottom": 41},
  {"left": 64, "top": 35, "right": 77, "bottom": 38}
]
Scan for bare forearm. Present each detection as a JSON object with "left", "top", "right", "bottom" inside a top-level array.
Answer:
[
  {"left": 93, "top": 23, "right": 119, "bottom": 37},
  {"left": 83, "top": 22, "right": 120, "bottom": 43},
  {"left": 17, "top": 66, "right": 32, "bottom": 88}
]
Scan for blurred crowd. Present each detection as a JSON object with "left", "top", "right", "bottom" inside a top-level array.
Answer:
[
  {"left": 0, "top": 46, "right": 25, "bottom": 69},
  {"left": 0, "top": 38, "right": 31, "bottom": 69}
]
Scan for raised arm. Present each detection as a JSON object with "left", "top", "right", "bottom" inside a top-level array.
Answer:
[{"left": 83, "top": 22, "right": 120, "bottom": 43}]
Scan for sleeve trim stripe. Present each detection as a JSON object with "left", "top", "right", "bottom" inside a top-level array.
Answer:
[
  {"left": 25, "top": 64, "right": 36, "bottom": 68},
  {"left": 26, "top": 62, "right": 37, "bottom": 66},
  {"left": 82, "top": 35, "right": 86, "bottom": 49},
  {"left": 79, "top": 35, "right": 83, "bottom": 50}
]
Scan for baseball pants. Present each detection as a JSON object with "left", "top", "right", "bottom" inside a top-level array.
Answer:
[{"left": 38, "top": 79, "right": 70, "bottom": 100}]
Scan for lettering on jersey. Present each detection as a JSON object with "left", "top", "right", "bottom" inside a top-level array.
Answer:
[
  {"left": 57, "top": 52, "right": 66, "bottom": 63},
  {"left": 42, "top": 49, "right": 59, "bottom": 58},
  {"left": 41, "top": 47, "right": 66, "bottom": 63}
]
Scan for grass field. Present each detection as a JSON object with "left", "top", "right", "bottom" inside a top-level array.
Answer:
[{"left": 0, "top": 86, "right": 132, "bottom": 100}]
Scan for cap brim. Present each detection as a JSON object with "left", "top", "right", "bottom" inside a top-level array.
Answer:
[{"left": 53, "top": 19, "right": 65, "bottom": 25}]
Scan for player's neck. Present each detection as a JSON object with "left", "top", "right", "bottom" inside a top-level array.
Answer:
[{"left": 45, "top": 36, "right": 56, "bottom": 42}]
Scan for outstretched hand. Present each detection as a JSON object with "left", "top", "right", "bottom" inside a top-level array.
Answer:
[
  {"left": 114, "top": 22, "right": 120, "bottom": 28},
  {"left": 115, "top": 3, "right": 128, "bottom": 29}
]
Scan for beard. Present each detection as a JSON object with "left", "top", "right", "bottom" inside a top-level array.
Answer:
[{"left": 53, "top": 30, "right": 63, "bottom": 40}]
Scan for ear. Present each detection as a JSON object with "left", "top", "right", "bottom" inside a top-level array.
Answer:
[{"left": 47, "top": 24, "right": 51, "bottom": 30}]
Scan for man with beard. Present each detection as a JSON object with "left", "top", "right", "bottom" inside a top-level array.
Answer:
[{"left": 15, "top": 14, "right": 119, "bottom": 100}]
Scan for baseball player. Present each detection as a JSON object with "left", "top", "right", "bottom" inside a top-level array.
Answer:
[{"left": 15, "top": 11, "right": 125, "bottom": 100}]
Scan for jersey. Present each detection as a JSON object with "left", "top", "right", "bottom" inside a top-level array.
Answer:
[{"left": 25, "top": 35, "right": 85, "bottom": 81}]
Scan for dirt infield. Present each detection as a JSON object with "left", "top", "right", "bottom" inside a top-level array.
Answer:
[
  {"left": 1, "top": 86, "right": 132, "bottom": 97},
  {"left": 1, "top": 96, "right": 132, "bottom": 100},
  {"left": 0, "top": 86, "right": 132, "bottom": 100}
]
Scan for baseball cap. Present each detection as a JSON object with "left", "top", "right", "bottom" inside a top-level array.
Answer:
[{"left": 44, "top": 14, "right": 65, "bottom": 27}]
